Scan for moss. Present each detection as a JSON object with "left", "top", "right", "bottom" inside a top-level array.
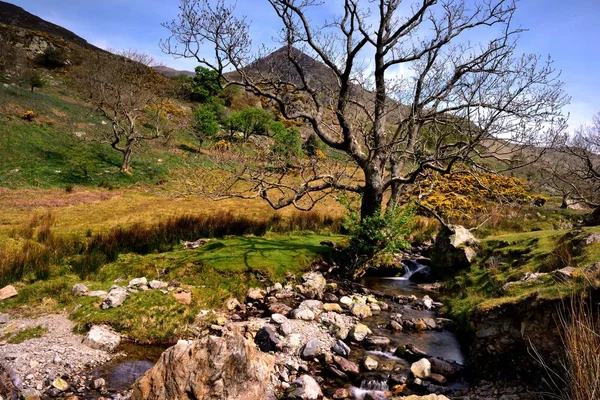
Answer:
[{"left": 1, "top": 325, "right": 49, "bottom": 344}]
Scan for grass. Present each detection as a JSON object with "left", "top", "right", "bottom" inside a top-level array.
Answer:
[
  {"left": 0, "top": 325, "right": 49, "bottom": 344},
  {"left": 0, "top": 233, "right": 343, "bottom": 343},
  {"left": 445, "top": 225, "right": 600, "bottom": 321}
]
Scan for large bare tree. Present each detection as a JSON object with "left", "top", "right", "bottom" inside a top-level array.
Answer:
[
  {"left": 162, "top": 0, "right": 567, "bottom": 219},
  {"left": 74, "top": 50, "right": 172, "bottom": 173}
]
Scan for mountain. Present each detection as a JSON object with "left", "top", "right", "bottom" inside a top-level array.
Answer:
[
  {"left": 0, "top": 1, "right": 99, "bottom": 50},
  {"left": 153, "top": 66, "right": 195, "bottom": 78}
]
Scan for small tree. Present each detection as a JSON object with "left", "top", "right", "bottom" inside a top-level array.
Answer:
[
  {"left": 192, "top": 105, "right": 220, "bottom": 148},
  {"left": 225, "top": 107, "right": 272, "bottom": 139},
  {"left": 190, "top": 66, "right": 222, "bottom": 102},
  {"left": 73, "top": 50, "right": 173, "bottom": 173},
  {"left": 26, "top": 69, "right": 44, "bottom": 92},
  {"left": 270, "top": 122, "right": 303, "bottom": 161}
]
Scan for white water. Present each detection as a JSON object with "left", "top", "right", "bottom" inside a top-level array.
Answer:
[{"left": 380, "top": 261, "right": 429, "bottom": 281}]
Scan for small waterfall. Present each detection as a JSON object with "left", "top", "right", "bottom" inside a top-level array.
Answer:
[
  {"left": 381, "top": 260, "right": 429, "bottom": 281},
  {"left": 357, "top": 374, "right": 389, "bottom": 392}
]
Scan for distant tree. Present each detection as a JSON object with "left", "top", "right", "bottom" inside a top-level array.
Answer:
[
  {"left": 225, "top": 107, "right": 272, "bottom": 139},
  {"left": 190, "top": 66, "right": 222, "bottom": 102},
  {"left": 169, "top": 73, "right": 194, "bottom": 100},
  {"left": 192, "top": 104, "right": 220, "bottom": 148},
  {"left": 35, "top": 47, "right": 66, "bottom": 69},
  {"left": 270, "top": 121, "right": 303, "bottom": 161},
  {"left": 26, "top": 70, "right": 44, "bottom": 92},
  {"left": 73, "top": 49, "right": 174, "bottom": 173}
]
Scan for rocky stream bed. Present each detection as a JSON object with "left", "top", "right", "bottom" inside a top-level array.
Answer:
[{"left": 0, "top": 261, "right": 544, "bottom": 400}]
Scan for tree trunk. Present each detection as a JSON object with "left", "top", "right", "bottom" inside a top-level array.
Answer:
[
  {"left": 120, "top": 146, "right": 133, "bottom": 173},
  {"left": 386, "top": 158, "right": 403, "bottom": 212},
  {"left": 360, "top": 171, "right": 384, "bottom": 220}
]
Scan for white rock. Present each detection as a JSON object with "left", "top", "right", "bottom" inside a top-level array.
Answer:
[
  {"left": 82, "top": 325, "right": 121, "bottom": 353},
  {"left": 128, "top": 277, "right": 148, "bottom": 288},
  {"left": 149, "top": 280, "right": 168, "bottom": 289},
  {"left": 411, "top": 358, "right": 432, "bottom": 379}
]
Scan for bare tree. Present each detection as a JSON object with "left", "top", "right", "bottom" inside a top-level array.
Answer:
[
  {"left": 162, "top": 0, "right": 567, "bottom": 220},
  {"left": 73, "top": 50, "right": 172, "bottom": 173}
]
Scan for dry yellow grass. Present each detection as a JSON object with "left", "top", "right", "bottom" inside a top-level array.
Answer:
[{"left": 0, "top": 187, "right": 346, "bottom": 239}]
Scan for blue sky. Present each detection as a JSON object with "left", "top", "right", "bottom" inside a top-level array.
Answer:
[{"left": 10, "top": 0, "right": 600, "bottom": 128}]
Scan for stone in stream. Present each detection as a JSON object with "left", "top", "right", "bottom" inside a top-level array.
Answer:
[
  {"left": 364, "top": 336, "right": 391, "bottom": 349},
  {"left": 255, "top": 325, "right": 280, "bottom": 352},
  {"left": 71, "top": 283, "right": 89, "bottom": 295},
  {"left": 301, "top": 339, "right": 321, "bottom": 359},
  {"left": 332, "top": 339, "right": 351, "bottom": 357},
  {"left": 363, "top": 355, "right": 379, "bottom": 371},
  {"left": 349, "top": 323, "right": 372, "bottom": 342},
  {"left": 286, "top": 375, "right": 323, "bottom": 400},
  {"left": 422, "top": 295, "right": 434, "bottom": 309},
  {"left": 339, "top": 296, "right": 353, "bottom": 307},
  {"left": 332, "top": 388, "right": 350, "bottom": 399},
  {"left": 322, "top": 303, "right": 343, "bottom": 313},
  {"left": 300, "top": 271, "right": 327, "bottom": 299},
  {"left": 389, "top": 320, "right": 403, "bottom": 331},
  {"left": 100, "top": 286, "right": 127, "bottom": 309},
  {"left": 333, "top": 355, "right": 359, "bottom": 375},
  {"left": 83, "top": 325, "right": 121, "bottom": 352},
  {"left": 349, "top": 303, "right": 372, "bottom": 319},
  {"left": 429, "top": 373, "right": 447, "bottom": 385},
  {"left": 369, "top": 303, "right": 381, "bottom": 314},
  {"left": 429, "top": 358, "right": 458, "bottom": 378},
  {"left": 411, "top": 358, "right": 432, "bottom": 379}
]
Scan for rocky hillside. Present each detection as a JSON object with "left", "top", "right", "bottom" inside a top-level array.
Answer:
[{"left": 0, "top": 1, "right": 98, "bottom": 50}]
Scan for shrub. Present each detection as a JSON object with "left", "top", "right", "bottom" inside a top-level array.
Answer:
[
  {"left": 225, "top": 107, "right": 272, "bottom": 139},
  {"left": 192, "top": 105, "right": 220, "bottom": 148},
  {"left": 35, "top": 47, "right": 66, "bottom": 69},
  {"left": 269, "top": 122, "right": 303, "bottom": 161}
]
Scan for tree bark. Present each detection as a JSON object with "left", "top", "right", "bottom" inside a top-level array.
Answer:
[
  {"left": 120, "top": 146, "right": 133, "bottom": 173},
  {"left": 360, "top": 170, "right": 384, "bottom": 220}
]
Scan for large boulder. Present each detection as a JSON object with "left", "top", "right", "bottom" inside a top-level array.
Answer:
[
  {"left": 300, "top": 272, "right": 327, "bottom": 299},
  {"left": 101, "top": 286, "right": 127, "bottom": 309},
  {"left": 83, "top": 325, "right": 121, "bottom": 352},
  {"left": 429, "top": 225, "right": 479, "bottom": 278},
  {"left": 133, "top": 327, "right": 275, "bottom": 400}
]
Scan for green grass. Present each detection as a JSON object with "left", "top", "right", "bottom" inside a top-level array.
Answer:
[
  {"left": 1, "top": 232, "right": 344, "bottom": 343},
  {"left": 445, "top": 226, "right": 600, "bottom": 321},
  {"left": 1, "top": 325, "right": 49, "bottom": 344}
]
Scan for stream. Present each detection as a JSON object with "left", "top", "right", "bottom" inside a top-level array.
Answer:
[{"left": 81, "top": 261, "right": 466, "bottom": 399}]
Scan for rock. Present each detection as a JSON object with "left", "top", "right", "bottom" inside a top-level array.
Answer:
[
  {"left": 269, "top": 302, "right": 293, "bottom": 316},
  {"left": 280, "top": 322, "right": 293, "bottom": 335},
  {"left": 429, "top": 225, "right": 479, "bottom": 278},
  {"left": 291, "top": 308, "right": 315, "bottom": 321},
  {"left": 133, "top": 327, "right": 275, "bottom": 400},
  {"left": 71, "top": 283, "right": 89, "bottom": 295},
  {"left": 271, "top": 313, "right": 288, "bottom": 324},
  {"left": 332, "top": 388, "right": 350, "bottom": 399},
  {"left": 555, "top": 266, "right": 577, "bottom": 280},
  {"left": 301, "top": 339, "right": 321, "bottom": 359},
  {"left": 182, "top": 238, "right": 210, "bottom": 249},
  {"left": 149, "top": 280, "right": 168, "bottom": 290},
  {"left": 52, "top": 377, "right": 69, "bottom": 391},
  {"left": 128, "top": 277, "right": 148, "bottom": 288},
  {"left": 349, "top": 323, "right": 372, "bottom": 342},
  {"left": 247, "top": 287, "right": 266, "bottom": 301},
  {"left": 323, "top": 293, "right": 339, "bottom": 303},
  {"left": 333, "top": 356, "right": 359, "bottom": 375},
  {"left": 0, "top": 313, "right": 9, "bottom": 324},
  {"left": 422, "top": 318, "right": 437, "bottom": 330},
  {"left": 429, "top": 373, "right": 447, "bottom": 385},
  {"left": 83, "top": 325, "right": 121, "bottom": 352},
  {"left": 396, "top": 396, "right": 450, "bottom": 400},
  {"left": 364, "top": 336, "right": 391, "bottom": 349},
  {"left": 349, "top": 303, "right": 372, "bottom": 319},
  {"left": 322, "top": 303, "right": 343, "bottom": 313},
  {"left": 422, "top": 295, "right": 433, "bottom": 309},
  {"left": 255, "top": 325, "right": 280, "bottom": 352},
  {"left": 390, "top": 320, "right": 403, "bottom": 331},
  {"left": 332, "top": 339, "right": 350, "bottom": 357},
  {"left": 300, "top": 272, "right": 327, "bottom": 298},
  {"left": 411, "top": 358, "right": 432, "bottom": 379},
  {"left": 429, "top": 358, "right": 457, "bottom": 378},
  {"left": 414, "top": 319, "right": 428, "bottom": 331},
  {"left": 286, "top": 375, "right": 323, "bottom": 400},
  {"left": 91, "top": 378, "right": 106, "bottom": 390},
  {"left": 339, "top": 296, "right": 353, "bottom": 307},
  {"left": 86, "top": 290, "right": 108, "bottom": 297},
  {"left": 225, "top": 297, "right": 242, "bottom": 311},
  {"left": 173, "top": 290, "right": 192, "bottom": 305},
  {"left": 299, "top": 300, "right": 323, "bottom": 312},
  {"left": 0, "top": 285, "right": 17, "bottom": 300},
  {"left": 363, "top": 356, "right": 378, "bottom": 371},
  {"left": 21, "top": 389, "right": 42, "bottom": 400},
  {"left": 101, "top": 286, "right": 127, "bottom": 309}
]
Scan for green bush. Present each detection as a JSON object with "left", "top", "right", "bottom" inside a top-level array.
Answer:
[
  {"left": 341, "top": 197, "right": 415, "bottom": 271},
  {"left": 192, "top": 104, "right": 221, "bottom": 148},
  {"left": 190, "top": 66, "right": 222, "bottom": 102},
  {"left": 270, "top": 122, "right": 303, "bottom": 161},
  {"left": 225, "top": 107, "right": 272, "bottom": 139},
  {"left": 35, "top": 48, "right": 66, "bottom": 69}
]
